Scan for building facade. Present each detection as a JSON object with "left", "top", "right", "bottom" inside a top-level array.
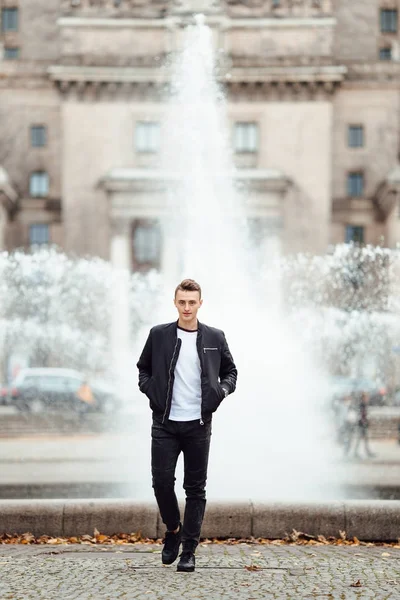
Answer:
[{"left": 0, "top": 0, "right": 400, "bottom": 271}]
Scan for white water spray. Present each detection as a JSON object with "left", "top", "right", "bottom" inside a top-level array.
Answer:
[{"left": 155, "top": 17, "right": 338, "bottom": 501}]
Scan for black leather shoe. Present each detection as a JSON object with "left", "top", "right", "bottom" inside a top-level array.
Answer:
[
  {"left": 162, "top": 524, "right": 182, "bottom": 565},
  {"left": 177, "top": 551, "right": 195, "bottom": 572}
]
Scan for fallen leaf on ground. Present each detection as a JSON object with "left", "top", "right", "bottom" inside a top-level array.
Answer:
[
  {"left": 1, "top": 531, "right": 400, "bottom": 548},
  {"left": 95, "top": 535, "right": 107, "bottom": 543}
]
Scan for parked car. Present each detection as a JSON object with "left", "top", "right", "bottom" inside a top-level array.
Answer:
[
  {"left": 330, "top": 376, "right": 388, "bottom": 406},
  {"left": 0, "top": 368, "right": 120, "bottom": 414}
]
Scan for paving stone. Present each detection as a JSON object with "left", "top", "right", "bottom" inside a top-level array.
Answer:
[{"left": 0, "top": 543, "right": 399, "bottom": 599}]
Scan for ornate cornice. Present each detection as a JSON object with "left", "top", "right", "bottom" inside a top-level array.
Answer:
[
  {"left": 345, "top": 61, "right": 400, "bottom": 82},
  {"left": 101, "top": 167, "right": 290, "bottom": 193},
  {"left": 104, "top": 167, "right": 289, "bottom": 221},
  {"left": 48, "top": 64, "right": 346, "bottom": 100},
  {"left": 226, "top": 79, "right": 339, "bottom": 101}
]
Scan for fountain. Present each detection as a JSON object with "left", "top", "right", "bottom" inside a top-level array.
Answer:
[{"left": 0, "top": 13, "right": 399, "bottom": 501}]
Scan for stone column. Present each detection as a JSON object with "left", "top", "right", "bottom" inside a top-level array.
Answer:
[{"left": 110, "top": 220, "right": 132, "bottom": 390}]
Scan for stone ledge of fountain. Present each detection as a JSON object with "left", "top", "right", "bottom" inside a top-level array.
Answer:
[{"left": 0, "top": 499, "right": 399, "bottom": 542}]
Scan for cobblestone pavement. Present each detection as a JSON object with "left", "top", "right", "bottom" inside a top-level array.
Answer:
[{"left": 0, "top": 543, "right": 399, "bottom": 599}]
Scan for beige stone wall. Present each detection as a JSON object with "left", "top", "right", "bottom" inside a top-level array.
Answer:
[
  {"left": 62, "top": 100, "right": 167, "bottom": 258},
  {"left": 60, "top": 22, "right": 170, "bottom": 65},
  {"left": 229, "top": 100, "right": 333, "bottom": 254},
  {"left": 20, "top": 0, "right": 60, "bottom": 62},
  {"left": 333, "top": 0, "right": 381, "bottom": 62},
  {"left": 333, "top": 86, "right": 399, "bottom": 200},
  {"left": 331, "top": 85, "right": 399, "bottom": 246},
  {"left": 0, "top": 88, "right": 61, "bottom": 198},
  {"left": 226, "top": 21, "right": 334, "bottom": 60}
]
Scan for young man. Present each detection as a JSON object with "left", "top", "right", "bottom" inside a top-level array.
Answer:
[{"left": 137, "top": 279, "right": 237, "bottom": 572}]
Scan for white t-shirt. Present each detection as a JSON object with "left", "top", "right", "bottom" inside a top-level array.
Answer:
[{"left": 169, "top": 327, "right": 202, "bottom": 421}]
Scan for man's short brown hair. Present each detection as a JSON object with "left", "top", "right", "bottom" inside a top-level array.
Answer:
[{"left": 174, "top": 279, "right": 202, "bottom": 299}]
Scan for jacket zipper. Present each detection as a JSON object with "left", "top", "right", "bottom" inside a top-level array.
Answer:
[
  {"left": 197, "top": 330, "right": 205, "bottom": 425},
  {"left": 163, "top": 338, "right": 180, "bottom": 424}
]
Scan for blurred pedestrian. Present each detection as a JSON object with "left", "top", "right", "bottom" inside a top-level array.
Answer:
[
  {"left": 353, "top": 392, "right": 376, "bottom": 459},
  {"left": 341, "top": 395, "right": 358, "bottom": 456}
]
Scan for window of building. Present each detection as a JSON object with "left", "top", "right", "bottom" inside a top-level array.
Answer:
[
  {"left": 348, "top": 125, "right": 364, "bottom": 148},
  {"left": 132, "top": 219, "right": 161, "bottom": 270},
  {"left": 29, "top": 224, "right": 49, "bottom": 246},
  {"left": 4, "top": 47, "right": 19, "bottom": 60},
  {"left": 346, "top": 225, "right": 364, "bottom": 244},
  {"left": 1, "top": 7, "right": 18, "bottom": 32},
  {"left": 381, "top": 8, "right": 398, "bottom": 33},
  {"left": 347, "top": 172, "right": 364, "bottom": 197},
  {"left": 30, "top": 172, "right": 49, "bottom": 197},
  {"left": 379, "top": 46, "right": 392, "bottom": 60},
  {"left": 134, "top": 122, "right": 160, "bottom": 153},
  {"left": 234, "top": 122, "right": 259, "bottom": 153},
  {"left": 31, "top": 125, "right": 47, "bottom": 148}
]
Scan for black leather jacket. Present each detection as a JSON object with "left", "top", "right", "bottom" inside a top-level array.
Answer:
[{"left": 137, "top": 320, "right": 237, "bottom": 422}]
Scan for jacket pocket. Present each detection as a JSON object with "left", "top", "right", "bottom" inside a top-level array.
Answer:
[
  {"left": 144, "top": 377, "right": 164, "bottom": 413},
  {"left": 207, "top": 383, "right": 225, "bottom": 413}
]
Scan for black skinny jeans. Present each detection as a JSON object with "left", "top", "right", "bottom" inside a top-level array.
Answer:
[{"left": 151, "top": 416, "right": 212, "bottom": 551}]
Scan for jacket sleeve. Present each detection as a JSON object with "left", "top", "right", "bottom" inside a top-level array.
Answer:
[
  {"left": 219, "top": 333, "right": 237, "bottom": 395},
  {"left": 136, "top": 329, "right": 153, "bottom": 393}
]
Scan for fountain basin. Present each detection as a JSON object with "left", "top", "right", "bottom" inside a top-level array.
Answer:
[{"left": 0, "top": 499, "right": 399, "bottom": 542}]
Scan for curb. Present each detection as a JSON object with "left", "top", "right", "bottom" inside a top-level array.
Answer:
[{"left": 0, "top": 500, "right": 399, "bottom": 541}]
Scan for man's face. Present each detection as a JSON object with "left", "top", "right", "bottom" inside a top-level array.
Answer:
[{"left": 174, "top": 290, "right": 203, "bottom": 323}]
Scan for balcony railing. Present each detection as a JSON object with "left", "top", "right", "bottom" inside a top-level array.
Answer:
[{"left": 61, "top": 0, "right": 333, "bottom": 17}]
